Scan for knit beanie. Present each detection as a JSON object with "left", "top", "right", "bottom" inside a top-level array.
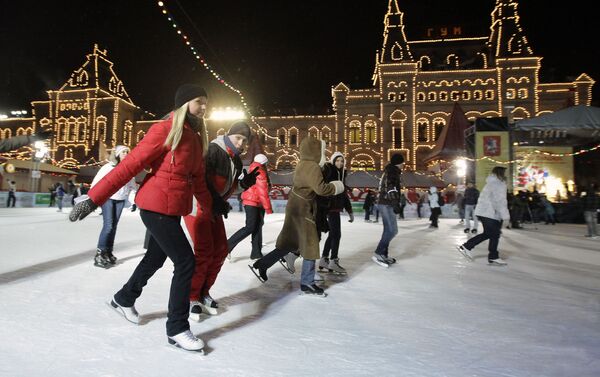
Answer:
[
  {"left": 227, "top": 121, "right": 252, "bottom": 139},
  {"left": 390, "top": 153, "right": 405, "bottom": 165},
  {"left": 174, "top": 84, "right": 207, "bottom": 109},
  {"left": 254, "top": 153, "right": 268, "bottom": 165}
]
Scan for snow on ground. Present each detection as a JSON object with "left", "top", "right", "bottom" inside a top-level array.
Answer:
[{"left": 0, "top": 208, "right": 599, "bottom": 377}]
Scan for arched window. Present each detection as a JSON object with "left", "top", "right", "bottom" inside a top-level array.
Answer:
[
  {"left": 289, "top": 128, "right": 298, "bottom": 146},
  {"left": 350, "top": 155, "right": 376, "bottom": 171},
  {"left": 474, "top": 90, "right": 483, "bottom": 100},
  {"left": 136, "top": 130, "right": 146, "bottom": 143},
  {"left": 388, "top": 92, "right": 397, "bottom": 102},
  {"left": 96, "top": 116, "right": 107, "bottom": 142},
  {"left": 417, "top": 119, "right": 429, "bottom": 142},
  {"left": 308, "top": 126, "right": 319, "bottom": 139},
  {"left": 433, "top": 118, "right": 446, "bottom": 141},
  {"left": 56, "top": 118, "right": 67, "bottom": 141},
  {"left": 349, "top": 120, "right": 361, "bottom": 144},
  {"left": 364, "top": 120, "right": 377, "bottom": 143},
  {"left": 417, "top": 92, "right": 426, "bottom": 102},
  {"left": 451, "top": 91, "right": 460, "bottom": 101},
  {"left": 518, "top": 88, "right": 528, "bottom": 99},
  {"left": 485, "top": 90, "right": 495, "bottom": 100},
  {"left": 322, "top": 127, "right": 332, "bottom": 143},
  {"left": 439, "top": 92, "right": 448, "bottom": 101},
  {"left": 78, "top": 116, "right": 87, "bottom": 141},
  {"left": 277, "top": 128, "right": 286, "bottom": 146},
  {"left": 428, "top": 92, "right": 437, "bottom": 101}
]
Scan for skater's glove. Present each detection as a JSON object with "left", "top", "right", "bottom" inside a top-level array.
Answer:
[
  {"left": 348, "top": 212, "right": 354, "bottom": 223},
  {"left": 69, "top": 196, "right": 98, "bottom": 222},
  {"left": 239, "top": 167, "right": 259, "bottom": 190},
  {"left": 211, "top": 191, "right": 231, "bottom": 219}
]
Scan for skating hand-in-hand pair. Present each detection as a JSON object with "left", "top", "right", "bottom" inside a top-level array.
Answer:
[
  {"left": 348, "top": 212, "right": 354, "bottom": 223},
  {"left": 69, "top": 195, "right": 98, "bottom": 221},
  {"left": 239, "top": 167, "right": 260, "bottom": 190},
  {"left": 211, "top": 190, "right": 231, "bottom": 219}
]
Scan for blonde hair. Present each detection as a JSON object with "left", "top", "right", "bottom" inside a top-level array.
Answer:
[{"left": 164, "top": 102, "right": 208, "bottom": 155}]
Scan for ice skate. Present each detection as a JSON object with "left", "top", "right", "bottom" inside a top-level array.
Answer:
[
  {"left": 488, "top": 258, "right": 508, "bottom": 266},
  {"left": 94, "top": 249, "right": 112, "bottom": 269},
  {"left": 248, "top": 264, "right": 268, "bottom": 283},
  {"left": 189, "top": 301, "right": 203, "bottom": 322},
  {"left": 383, "top": 256, "right": 396, "bottom": 265},
  {"left": 456, "top": 245, "right": 473, "bottom": 261},
  {"left": 200, "top": 295, "right": 218, "bottom": 316},
  {"left": 328, "top": 258, "right": 347, "bottom": 274},
  {"left": 106, "top": 250, "right": 117, "bottom": 265},
  {"left": 110, "top": 297, "right": 139, "bottom": 324},
  {"left": 318, "top": 257, "right": 330, "bottom": 271},
  {"left": 279, "top": 252, "right": 299, "bottom": 274},
  {"left": 300, "top": 284, "right": 327, "bottom": 297},
  {"left": 371, "top": 254, "right": 389, "bottom": 268},
  {"left": 167, "top": 330, "right": 204, "bottom": 352}
]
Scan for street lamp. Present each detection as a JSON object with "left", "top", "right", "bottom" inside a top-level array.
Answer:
[{"left": 30, "top": 141, "right": 48, "bottom": 192}]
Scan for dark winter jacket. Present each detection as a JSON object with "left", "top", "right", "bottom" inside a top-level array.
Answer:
[
  {"left": 377, "top": 164, "right": 402, "bottom": 206},
  {"left": 464, "top": 187, "right": 480, "bottom": 206},
  {"left": 205, "top": 136, "right": 243, "bottom": 200},
  {"left": 319, "top": 162, "right": 352, "bottom": 214},
  {"left": 581, "top": 191, "right": 600, "bottom": 211},
  {"left": 363, "top": 192, "right": 375, "bottom": 210}
]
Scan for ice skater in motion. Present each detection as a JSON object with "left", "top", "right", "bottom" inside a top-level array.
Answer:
[
  {"left": 69, "top": 84, "right": 212, "bottom": 352},
  {"left": 457, "top": 166, "right": 510, "bottom": 266},
  {"left": 248, "top": 136, "right": 344, "bottom": 297}
]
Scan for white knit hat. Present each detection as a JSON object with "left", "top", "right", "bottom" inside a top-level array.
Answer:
[
  {"left": 114, "top": 145, "right": 130, "bottom": 157},
  {"left": 254, "top": 153, "right": 268, "bottom": 165}
]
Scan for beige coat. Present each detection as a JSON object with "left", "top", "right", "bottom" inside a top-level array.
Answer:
[{"left": 275, "top": 137, "right": 343, "bottom": 260}]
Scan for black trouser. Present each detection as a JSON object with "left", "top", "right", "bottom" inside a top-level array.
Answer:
[
  {"left": 399, "top": 204, "right": 405, "bottom": 219},
  {"left": 253, "top": 247, "right": 289, "bottom": 271},
  {"left": 227, "top": 205, "right": 265, "bottom": 259},
  {"left": 430, "top": 207, "right": 441, "bottom": 226},
  {"left": 322, "top": 211, "right": 341, "bottom": 259},
  {"left": 114, "top": 209, "right": 195, "bottom": 337},
  {"left": 463, "top": 216, "right": 501, "bottom": 260},
  {"left": 7, "top": 192, "right": 16, "bottom": 207}
]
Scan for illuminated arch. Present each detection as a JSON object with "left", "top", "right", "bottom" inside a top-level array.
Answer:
[
  {"left": 321, "top": 126, "right": 332, "bottom": 143},
  {"left": 350, "top": 154, "right": 376, "bottom": 171},
  {"left": 275, "top": 154, "right": 298, "bottom": 170},
  {"left": 390, "top": 110, "right": 407, "bottom": 121}
]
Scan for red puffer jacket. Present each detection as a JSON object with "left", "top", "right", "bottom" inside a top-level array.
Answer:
[
  {"left": 241, "top": 162, "right": 272, "bottom": 214},
  {"left": 88, "top": 116, "right": 211, "bottom": 216}
]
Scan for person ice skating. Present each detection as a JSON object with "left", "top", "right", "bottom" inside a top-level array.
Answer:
[
  {"left": 540, "top": 194, "right": 556, "bottom": 225},
  {"left": 581, "top": 184, "right": 599, "bottom": 238},
  {"left": 249, "top": 137, "right": 344, "bottom": 297},
  {"left": 372, "top": 153, "right": 404, "bottom": 268},
  {"left": 318, "top": 152, "right": 354, "bottom": 275},
  {"left": 363, "top": 189, "right": 375, "bottom": 222},
  {"left": 463, "top": 181, "right": 479, "bottom": 233},
  {"left": 184, "top": 121, "right": 258, "bottom": 320},
  {"left": 90, "top": 145, "right": 137, "bottom": 268},
  {"left": 428, "top": 186, "right": 442, "bottom": 228},
  {"left": 6, "top": 180, "right": 16, "bottom": 207},
  {"left": 69, "top": 84, "right": 212, "bottom": 352},
  {"left": 56, "top": 183, "right": 65, "bottom": 212},
  {"left": 457, "top": 167, "right": 511, "bottom": 265},
  {"left": 227, "top": 153, "right": 272, "bottom": 261},
  {"left": 455, "top": 189, "right": 465, "bottom": 224}
]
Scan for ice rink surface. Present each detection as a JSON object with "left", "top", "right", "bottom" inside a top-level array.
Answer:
[{"left": 0, "top": 208, "right": 599, "bottom": 377}]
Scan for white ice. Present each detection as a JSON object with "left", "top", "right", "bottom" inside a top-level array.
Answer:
[{"left": 0, "top": 208, "right": 599, "bottom": 377}]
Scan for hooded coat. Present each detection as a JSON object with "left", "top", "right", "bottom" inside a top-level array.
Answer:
[
  {"left": 320, "top": 152, "right": 353, "bottom": 213},
  {"left": 275, "top": 137, "right": 344, "bottom": 260}
]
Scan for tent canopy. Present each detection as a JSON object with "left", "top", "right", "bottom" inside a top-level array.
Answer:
[{"left": 515, "top": 105, "right": 600, "bottom": 136}]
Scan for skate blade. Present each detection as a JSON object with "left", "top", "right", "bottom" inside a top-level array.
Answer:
[
  {"left": 189, "top": 313, "right": 202, "bottom": 322},
  {"left": 456, "top": 246, "right": 474, "bottom": 261},
  {"left": 167, "top": 338, "right": 204, "bottom": 353},
  {"left": 299, "top": 292, "right": 328, "bottom": 298},
  {"left": 107, "top": 300, "right": 139, "bottom": 325},
  {"left": 248, "top": 265, "right": 266, "bottom": 283},
  {"left": 278, "top": 260, "right": 294, "bottom": 274},
  {"left": 371, "top": 256, "right": 389, "bottom": 268},
  {"left": 488, "top": 261, "right": 508, "bottom": 266}
]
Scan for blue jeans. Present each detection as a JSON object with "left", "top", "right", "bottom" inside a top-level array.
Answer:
[
  {"left": 97, "top": 199, "right": 126, "bottom": 251},
  {"left": 300, "top": 259, "right": 316, "bottom": 286},
  {"left": 464, "top": 204, "right": 478, "bottom": 230},
  {"left": 374, "top": 204, "right": 398, "bottom": 256},
  {"left": 584, "top": 210, "right": 598, "bottom": 236}
]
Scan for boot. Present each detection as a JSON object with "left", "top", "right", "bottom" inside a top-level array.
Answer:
[
  {"left": 168, "top": 330, "right": 204, "bottom": 352},
  {"left": 94, "top": 249, "right": 111, "bottom": 269},
  {"left": 110, "top": 297, "right": 139, "bottom": 324},
  {"left": 318, "top": 257, "right": 329, "bottom": 271},
  {"left": 328, "top": 258, "right": 347, "bottom": 274},
  {"left": 200, "top": 295, "right": 218, "bottom": 316}
]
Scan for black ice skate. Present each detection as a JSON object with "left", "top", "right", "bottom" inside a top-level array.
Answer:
[
  {"left": 94, "top": 249, "right": 112, "bottom": 269},
  {"left": 248, "top": 264, "right": 268, "bottom": 283},
  {"left": 300, "top": 284, "right": 327, "bottom": 297}
]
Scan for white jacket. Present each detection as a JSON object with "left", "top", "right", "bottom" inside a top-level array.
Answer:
[
  {"left": 91, "top": 163, "right": 137, "bottom": 201},
  {"left": 474, "top": 175, "right": 510, "bottom": 221}
]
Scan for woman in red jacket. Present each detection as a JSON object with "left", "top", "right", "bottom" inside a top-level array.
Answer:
[
  {"left": 69, "top": 84, "right": 211, "bottom": 352},
  {"left": 227, "top": 153, "right": 273, "bottom": 260}
]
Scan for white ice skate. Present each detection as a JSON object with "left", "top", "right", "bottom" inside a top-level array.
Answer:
[
  {"left": 314, "top": 271, "right": 324, "bottom": 281},
  {"left": 371, "top": 254, "right": 389, "bottom": 268},
  {"left": 328, "top": 258, "right": 347, "bottom": 275},
  {"left": 318, "top": 257, "right": 329, "bottom": 271},
  {"left": 488, "top": 258, "right": 508, "bottom": 266},
  {"left": 168, "top": 330, "right": 204, "bottom": 352},
  {"left": 109, "top": 297, "right": 140, "bottom": 324},
  {"left": 456, "top": 245, "right": 473, "bottom": 261},
  {"left": 280, "top": 252, "right": 299, "bottom": 274}
]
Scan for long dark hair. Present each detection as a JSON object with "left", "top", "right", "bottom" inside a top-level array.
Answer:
[{"left": 491, "top": 166, "right": 507, "bottom": 182}]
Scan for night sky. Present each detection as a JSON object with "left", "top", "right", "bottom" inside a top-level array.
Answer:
[{"left": 1, "top": 1, "right": 598, "bottom": 116}]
